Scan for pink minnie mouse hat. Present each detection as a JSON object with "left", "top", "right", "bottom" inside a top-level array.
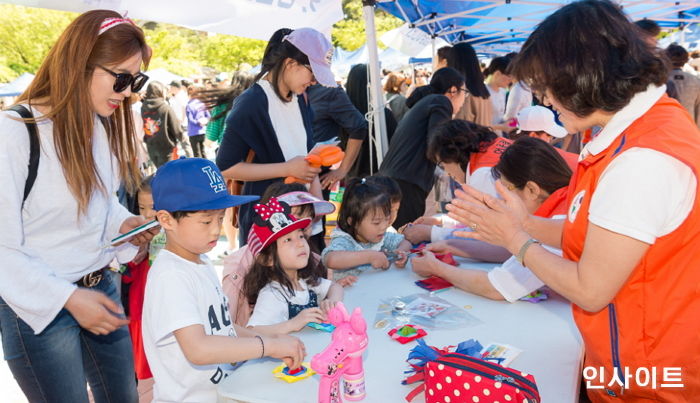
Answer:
[
  {"left": 284, "top": 28, "right": 336, "bottom": 87},
  {"left": 248, "top": 197, "right": 311, "bottom": 257}
]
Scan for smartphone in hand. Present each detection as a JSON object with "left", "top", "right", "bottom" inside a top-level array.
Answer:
[{"left": 108, "top": 220, "right": 159, "bottom": 247}]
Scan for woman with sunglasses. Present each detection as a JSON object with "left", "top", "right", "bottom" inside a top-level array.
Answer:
[
  {"left": 216, "top": 27, "right": 337, "bottom": 244},
  {"left": 448, "top": 1, "right": 700, "bottom": 400},
  {"left": 0, "top": 10, "right": 153, "bottom": 402}
]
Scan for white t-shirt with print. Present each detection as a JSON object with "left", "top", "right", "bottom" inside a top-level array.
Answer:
[
  {"left": 258, "top": 80, "right": 308, "bottom": 161},
  {"left": 143, "top": 250, "right": 238, "bottom": 403},
  {"left": 247, "top": 278, "right": 332, "bottom": 327}
]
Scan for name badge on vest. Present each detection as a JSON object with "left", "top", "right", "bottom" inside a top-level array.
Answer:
[{"left": 568, "top": 190, "right": 586, "bottom": 223}]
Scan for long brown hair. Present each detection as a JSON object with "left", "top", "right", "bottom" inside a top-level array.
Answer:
[
  {"left": 15, "top": 10, "right": 150, "bottom": 215},
  {"left": 243, "top": 241, "right": 326, "bottom": 305}
]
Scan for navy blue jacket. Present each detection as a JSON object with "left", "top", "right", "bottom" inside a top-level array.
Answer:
[{"left": 216, "top": 83, "right": 315, "bottom": 243}]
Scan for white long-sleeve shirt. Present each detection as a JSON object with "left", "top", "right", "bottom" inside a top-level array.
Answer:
[{"left": 0, "top": 107, "right": 136, "bottom": 334}]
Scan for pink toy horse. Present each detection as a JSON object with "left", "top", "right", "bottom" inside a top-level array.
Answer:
[{"left": 311, "top": 302, "right": 368, "bottom": 403}]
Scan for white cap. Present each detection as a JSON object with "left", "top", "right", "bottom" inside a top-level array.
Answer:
[
  {"left": 275, "top": 191, "right": 336, "bottom": 216},
  {"left": 284, "top": 28, "right": 336, "bottom": 87},
  {"left": 516, "top": 106, "right": 568, "bottom": 138}
]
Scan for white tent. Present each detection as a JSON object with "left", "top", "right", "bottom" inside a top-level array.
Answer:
[{"left": 5, "top": 0, "right": 343, "bottom": 41}]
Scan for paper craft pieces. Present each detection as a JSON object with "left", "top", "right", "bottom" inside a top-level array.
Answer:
[
  {"left": 403, "top": 296, "right": 450, "bottom": 319},
  {"left": 307, "top": 322, "right": 336, "bottom": 332},
  {"left": 480, "top": 342, "right": 523, "bottom": 367},
  {"left": 415, "top": 276, "right": 453, "bottom": 292},
  {"left": 519, "top": 290, "right": 549, "bottom": 303},
  {"left": 410, "top": 244, "right": 458, "bottom": 266},
  {"left": 272, "top": 362, "right": 315, "bottom": 383},
  {"left": 388, "top": 324, "right": 427, "bottom": 344}
]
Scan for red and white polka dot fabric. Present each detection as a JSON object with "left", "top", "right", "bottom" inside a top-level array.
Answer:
[{"left": 422, "top": 353, "right": 540, "bottom": 403}]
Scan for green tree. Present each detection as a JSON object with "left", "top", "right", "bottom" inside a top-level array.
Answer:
[
  {"left": 332, "top": 0, "right": 402, "bottom": 51},
  {"left": 0, "top": 4, "right": 74, "bottom": 81},
  {"left": 201, "top": 34, "right": 266, "bottom": 72}
]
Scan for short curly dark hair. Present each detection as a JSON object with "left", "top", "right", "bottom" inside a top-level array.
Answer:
[
  {"left": 510, "top": 0, "right": 668, "bottom": 117},
  {"left": 427, "top": 120, "right": 498, "bottom": 172}
]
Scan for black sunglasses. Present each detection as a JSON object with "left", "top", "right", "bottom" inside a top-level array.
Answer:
[{"left": 97, "top": 65, "right": 149, "bottom": 93}]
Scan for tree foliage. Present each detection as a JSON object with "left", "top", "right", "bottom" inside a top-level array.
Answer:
[
  {"left": 0, "top": 4, "right": 74, "bottom": 81},
  {"left": 332, "top": 0, "right": 403, "bottom": 51},
  {"left": 0, "top": 2, "right": 401, "bottom": 82}
]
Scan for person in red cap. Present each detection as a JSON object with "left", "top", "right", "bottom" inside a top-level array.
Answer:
[{"left": 243, "top": 197, "right": 344, "bottom": 335}]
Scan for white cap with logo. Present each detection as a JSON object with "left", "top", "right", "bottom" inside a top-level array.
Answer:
[
  {"left": 516, "top": 106, "right": 568, "bottom": 138},
  {"left": 284, "top": 28, "right": 336, "bottom": 87}
]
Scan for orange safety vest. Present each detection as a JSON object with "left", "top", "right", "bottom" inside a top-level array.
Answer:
[
  {"left": 555, "top": 148, "right": 579, "bottom": 172},
  {"left": 533, "top": 186, "right": 569, "bottom": 218},
  {"left": 469, "top": 137, "right": 512, "bottom": 175},
  {"left": 469, "top": 137, "right": 578, "bottom": 175},
  {"left": 562, "top": 95, "right": 700, "bottom": 401}
]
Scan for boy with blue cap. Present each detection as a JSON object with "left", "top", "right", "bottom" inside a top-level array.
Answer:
[{"left": 142, "top": 158, "right": 305, "bottom": 402}]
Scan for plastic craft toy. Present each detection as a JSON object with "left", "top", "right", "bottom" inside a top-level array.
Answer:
[
  {"left": 311, "top": 302, "right": 368, "bottom": 403},
  {"left": 272, "top": 362, "right": 315, "bottom": 383},
  {"left": 285, "top": 145, "right": 345, "bottom": 184},
  {"left": 388, "top": 324, "right": 427, "bottom": 344},
  {"left": 307, "top": 322, "right": 336, "bottom": 332}
]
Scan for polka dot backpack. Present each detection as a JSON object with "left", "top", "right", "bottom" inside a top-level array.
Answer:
[{"left": 402, "top": 340, "right": 540, "bottom": 403}]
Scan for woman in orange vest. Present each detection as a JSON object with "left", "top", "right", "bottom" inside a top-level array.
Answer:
[
  {"left": 400, "top": 119, "right": 511, "bottom": 245},
  {"left": 445, "top": 1, "right": 700, "bottom": 401},
  {"left": 413, "top": 136, "right": 572, "bottom": 302}
]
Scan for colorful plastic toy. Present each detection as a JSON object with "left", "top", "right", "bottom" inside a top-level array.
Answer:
[
  {"left": 388, "top": 324, "right": 427, "bottom": 344},
  {"left": 310, "top": 302, "right": 368, "bottom": 402},
  {"left": 307, "top": 322, "right": 336, "bottom": 332},
  {"left": 272, "top": 362, "right": 315, "bottom": 383},
  {"left": 285, "top": 145, "right": 345, "bottom": 184}
]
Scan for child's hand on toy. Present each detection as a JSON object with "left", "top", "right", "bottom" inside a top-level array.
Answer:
[
  {"left": 369, "top": 251, "right": 390, "bottom": 270},
  {"left": 411, "top": 251, "right": 441, "bottom": 278},
  {"left": 286, "top": 156, "right": 322, "bottom": 183},
  {"left": 319, "top": 299, "right": 339, "bottom": 314},
  {"left": 393, "top": 250, "right": 409, "bottom": 268},
  {"left": 336, "top": 275, "right": 358, "bottom": 287},
  {"left": 291, "top": 307, "right": 326, "bottom": 331},
  {"left": 402, "top": 224, "right": 432, "bottom": 244},
  {"left": 268, "top": 334, "right": 306, "bottom": 370}
]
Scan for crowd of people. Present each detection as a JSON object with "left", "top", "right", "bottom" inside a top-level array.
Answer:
[{"left": 1, "top": 1, "right": 699, "bottom": 402}]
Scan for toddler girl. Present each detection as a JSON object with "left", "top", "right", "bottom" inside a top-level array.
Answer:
[
  {"left": 322, "top": 177, "right": 411, "bottom": 281},
  {"left": 244, "top": 197, "right": 343, "bottom": 334},
  {"left": 122, "top": 175, "right": 166, "bottom": 381}
]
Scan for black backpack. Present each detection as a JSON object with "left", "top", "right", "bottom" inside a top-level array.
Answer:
[{"left": 8, "top": 105, "right": 39, "bottom": 206}]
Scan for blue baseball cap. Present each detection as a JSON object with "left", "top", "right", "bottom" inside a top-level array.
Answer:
[{"left": 152, "top": 158, "right": 259, "bottom": 212}]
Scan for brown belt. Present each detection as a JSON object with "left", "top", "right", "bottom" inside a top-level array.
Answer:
[{"left": 74, "top": 267, "right": 108, "bottom": 288}]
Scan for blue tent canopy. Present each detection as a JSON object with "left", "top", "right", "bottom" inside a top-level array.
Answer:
[{"left": 376, "top": 0, "right": 700, "bottom": 52}]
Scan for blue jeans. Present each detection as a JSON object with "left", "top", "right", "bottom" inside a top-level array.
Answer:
[{"left": 0, "top": 272, "right": 137, "bottom": 403}]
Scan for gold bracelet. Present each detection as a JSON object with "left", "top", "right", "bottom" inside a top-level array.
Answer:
[{"left": 516, "top": 238, "right": 540, "bottom": 266}]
